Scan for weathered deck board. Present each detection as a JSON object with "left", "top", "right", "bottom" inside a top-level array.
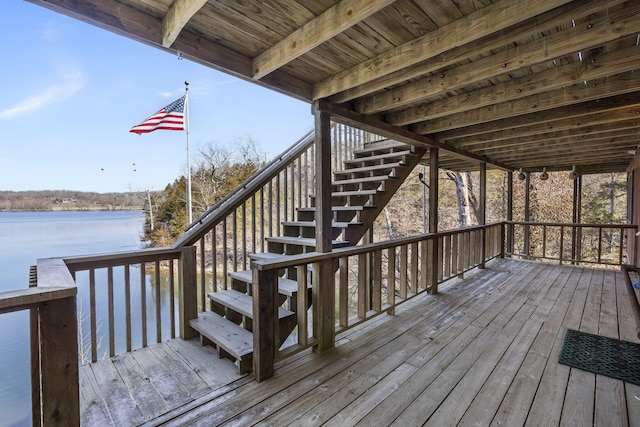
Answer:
[{"left": 81, "top": 259, "right": 640, "bottom": 427}]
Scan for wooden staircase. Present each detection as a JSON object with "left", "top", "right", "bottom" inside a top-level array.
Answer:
[{"left": 189, "top": 140, "right": 427, "bottom": 373}]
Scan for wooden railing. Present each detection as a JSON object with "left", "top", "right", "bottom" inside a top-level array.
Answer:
[
  {"left": 249, "top": 223, "right": 504, "bottom": 379},
  {"left": 173, "top": 123, "right": 384, "bottom": 312},
  {"left": 0, "top": 259, "right": 79, "bottom": 426},
  {"left": 63, "top": 246, "right": 196, "bottom": 363},
  {"left": 506, "top": 221, "right": 637, "bottom": 266}
]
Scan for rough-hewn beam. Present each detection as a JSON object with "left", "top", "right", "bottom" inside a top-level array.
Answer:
[
  {"left": 252, "top": 0, "right": 395, "bottom": 79},
  {"left": 389, "top": 44, "right": 640, "bottom": 127},
  {"left": 162, "top": 0, "right": 207, "bottom": 47},
  {"left": 313, "top": 0, "right": 573, "bottom": 99},
  {"left": 411, "top": 71, "right": 640, "bottom": 135},
  {"left": 435, "top": 95, "right": 640, "bottom": 141},
  {"left": 356, "top": 2, "right": 640, "bottom": 115},
  {"left": 330, "top": 0, "right": 628, "bottom": 104},
  {"left": 317, "top": 100, "right": 513, "bottom": 171}
]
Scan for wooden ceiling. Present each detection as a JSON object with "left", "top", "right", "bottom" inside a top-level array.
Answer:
[{"left": 29, "top": 0, "right": 640, "bottom": 173}]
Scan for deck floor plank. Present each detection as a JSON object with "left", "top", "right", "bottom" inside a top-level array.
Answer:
[{"left": 80, "top": 260, "right": 640, "bottom": 427}]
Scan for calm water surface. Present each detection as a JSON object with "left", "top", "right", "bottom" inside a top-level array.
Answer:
[{"left": 0, "top": 210, "right": 145, "bottom": 427}]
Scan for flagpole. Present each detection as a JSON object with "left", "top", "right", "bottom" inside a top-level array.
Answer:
[{"left": 185, "top": 81, "right": 193, "bottom": 224}]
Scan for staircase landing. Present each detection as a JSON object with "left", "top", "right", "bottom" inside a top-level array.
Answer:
[{"left": 79, "top": 259, "right": 640, "bottom": 426}]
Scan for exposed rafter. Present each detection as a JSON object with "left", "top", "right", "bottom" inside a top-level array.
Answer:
[
  {"left": 162, "top": 0, "right": 208, "bottom": 47},
  {"left": 312, "top": 0, "right": 574, "bottom": 99},
  {"left": 317, "top": 100, "right": 514, "bottom": 171},
  {"left": 252, "top": 0, "right": 395, "bottom": 79}
]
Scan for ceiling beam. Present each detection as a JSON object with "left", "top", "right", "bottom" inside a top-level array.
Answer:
[
  {"left": 329, "top": 0, "right": 628, "bottom": 104},
  {"left": 252, "top": 0, "right": 395, "bottom": 79},
  {"left": 316, "top": 100, "right": 514, "bottom": 170},
  {"left": 435, "top": 95, "right": 640, "bottom": 141},
  {"left": 388, "top": 44, "right": 640, "bottom": 127},
  {"left": 312, "top": 0, "right": 573, "bottom": 99},
  {"left": 411, "top": 71, "right": 640, "bottom": 134},
  {"left": 162, "top": 0, "right": 208, "bottom": 47},
  {"left": 355, "top": 3, "right": 640, "bottom": 115}
]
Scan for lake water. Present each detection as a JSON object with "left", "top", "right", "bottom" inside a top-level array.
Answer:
[{"left": 0, "top": 210, "right": 146, "bottom": 427}]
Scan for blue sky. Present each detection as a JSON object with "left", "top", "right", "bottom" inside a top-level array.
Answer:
[{"left": 1, "top": 1, "right": 314, "bottom": 193}]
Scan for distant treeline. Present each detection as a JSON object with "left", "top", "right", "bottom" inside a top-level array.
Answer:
[{"left": 0, "top": 190, "right": 146, "bottom": 211}]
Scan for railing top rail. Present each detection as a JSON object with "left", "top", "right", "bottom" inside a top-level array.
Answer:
[
  {"left": 0, "top": 286, "right": 76, "bottom": 315},
  {"left": 63, "top": 246, "right": 184, "bottom": 272},
  {"left": 175, "top": 127, "right": 317, "bottom": 247},
  {"left": 506, "top": 220, "right": 637, "bottom": 229},
  {"left": 252, "top": 222, "right": 502, "bottom": 271},
  {"left": 1, "top": 257, "right": 76, "bottom": 315}
]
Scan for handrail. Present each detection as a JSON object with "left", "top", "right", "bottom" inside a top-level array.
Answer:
[
  {"left": 251, "top": 222, "right": 500, "bottom": 271},
  {"left": 176, "top": 127, "right": 316, "bottom": 245},
  {"left": 63, "top": 246, "right": 183, "bottom": 272}
]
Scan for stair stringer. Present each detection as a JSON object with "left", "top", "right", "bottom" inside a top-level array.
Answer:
[{"left": 341, "top": 145, "right": 428, "bottom": 245}]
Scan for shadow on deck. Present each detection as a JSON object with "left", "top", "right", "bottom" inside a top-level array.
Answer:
[{"left": 80, "top": 258, "right": 640, "bottom": 426}]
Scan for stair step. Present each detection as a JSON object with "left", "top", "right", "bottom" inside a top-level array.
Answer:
[
  {"left": 331, "top": 189, "right": 379, "bottom": 197},
  {"left": 282, "top": 220, "right": 359, "bottom": 229},
  {"left": 249, "top": 252, "right": 284, "bottom": 262},
  {"left": 265, "top": 236, "right": 351, "bottom": 248},
  {"left": 229, "top": 269, "right": 305, "bottom": 297},
  {"left": 189, "top": 311, "right": 253, "bottom": 365},
  {"left": 344, "top": 150, "right": 411, "bottom": 165},
  {"left": 334, "top": 162, "right": 402, "bottom": 177},
  {"left": 297, "top": 205, "right": 365, "bottom": 213},
  {"left": 208, "top": 289, "right": 295, "bottom": 320},
  {"left": 354, "top": 140, "right": 411, "bottom": 156},
  {"left": 332, "top": 175, "right": 392, "bottom": 187}
]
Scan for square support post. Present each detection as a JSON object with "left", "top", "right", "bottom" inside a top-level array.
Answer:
[
  {"left": 38, "top": 296, "right": 80, "bottom": 426},
  {"left": 506, "top": 171, "right": 513, "bottom": 256},
  {"left": 429, "top": 148, "right": 439, "bottom": 294},
  {"left": 479, "top": 162, "right": 487, "bottom": 268},
  {"left": 313, "top": 259, "right": 336, "bottom": 352},
  {"left": 179, "top": 246, "right": 197, "bottom": 340},
  {"left": 252, "top": 267, "right": 278, "bottom": 381},
  {"left": 313, "top": 102, "right": 335, "bottom": 352},
  {"left": 524, "top": 172, "right": 531, "bottom": 258}
]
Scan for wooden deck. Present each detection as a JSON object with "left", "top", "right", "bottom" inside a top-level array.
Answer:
[{"left": 80, "top": 258, "right": 640, "bottom": 426}]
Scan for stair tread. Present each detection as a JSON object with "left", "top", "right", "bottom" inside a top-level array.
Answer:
[
  {"left": 189, "top": 311, "right": 253, "bottom": 358},
  {"left": 208, "top": 289, "right": 295, "bottom": 320},
  {"left": 334, "top": 162, "right": 402, "bottom": 175},
  {"left": 229, "top": 269, "right": 310, "bottom": 296},
  {"left": 298, "top": 206, "right": 366, "bottom": 212},
  {"left": 331, "top": 189, "right": 379, "bottom": 197},
  {"left": 282, "top": 220, "right": 360, "bottom": 228},
  {"left": 354, "top": 140, "right": 410, "bottom": 155},
  {"left": 345, "top": 150, "right": 411, "bottom": 164},
  {"left": 265, "top": 236, "right": 351, "bottom": 247},
  {"left": 332, "top": 176, "right": 391, "bottom": 186}
]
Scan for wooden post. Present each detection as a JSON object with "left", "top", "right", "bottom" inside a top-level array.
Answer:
[
  {"left": 252, "top": 267, "right": 278, "bottom": 381},
  {"left": 39, "top": 296, "right": 80, "bottom": 426},
  {"left": 429, "top": 148, "right": 439, "bottom": 294},
  {"left": 313, "top": 259, "right": 336, "bottom": 352},
  {"left": 479, "top": 162, "right": 487, "bottom": 268},
  {"left": 524, "top": 172, "right": 531, "bottom": 258},
  {"left": 506, "top": 171, "right": 513, "bottom": 256},
  {"left": 314, "top": 102, "right": 333, "bottom": 253},
  {"left": 312, "top": 102, "right": 336, "bottom": 352},
  {"left": 179, "top": 246, "right": 197, "bottom": 340}
]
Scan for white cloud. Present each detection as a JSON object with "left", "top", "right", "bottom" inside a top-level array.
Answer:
[{"left": 0, "top": 70, "right": 85, "bottom": 119}]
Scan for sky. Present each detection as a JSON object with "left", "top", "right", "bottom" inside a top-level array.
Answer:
[{"left": 0, "top": 1, "right": 315, "bottom": 193}]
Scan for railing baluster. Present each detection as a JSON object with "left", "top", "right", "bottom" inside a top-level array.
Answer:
[
  {"left": 169, "top": 259, "right": 175, "bottom": 339},
  {"left": 108, "top": 266, "right": 115, "bottom": 357},
  {"left": 199, "top": 237, "right": 205, "bottom": 311},
  {"left": 410, "top": 242, "right": 418, "bottom": 294},
  {"left": 155, "top": 260, "right": 161, "bottom": 344},
  {"left": 339, "top": 257, "right": 349, "bottom": 328},
  {"left": 400, "top": 245, "right": 408, "bottom": 299},
  {"left": 140, "top": 262, "right": 147, "bottom": 348},
  {"left": 388, "top": 247, "right": 396, "bottom": 308},
  {"left": 89, "top": 269, "right": 97, "bottom": 362},
  {"left": 373, "top": 250, "right": 382, "bottom": 312},
  {"left": 125, "top": 264, "right": 132, "bottom": 352}
]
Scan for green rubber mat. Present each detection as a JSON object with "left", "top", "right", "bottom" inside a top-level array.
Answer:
[{"left": 559, "top": 329, "right": 640, "bottom": 386}]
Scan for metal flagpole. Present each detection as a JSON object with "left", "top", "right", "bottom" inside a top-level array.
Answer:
[{"left": 185, "top": 81, "right": 193, "bottom": 224}]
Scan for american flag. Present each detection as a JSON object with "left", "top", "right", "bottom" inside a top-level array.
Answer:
[{"left": 130, "top": 95, "right": 186, "bottom": 134}]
